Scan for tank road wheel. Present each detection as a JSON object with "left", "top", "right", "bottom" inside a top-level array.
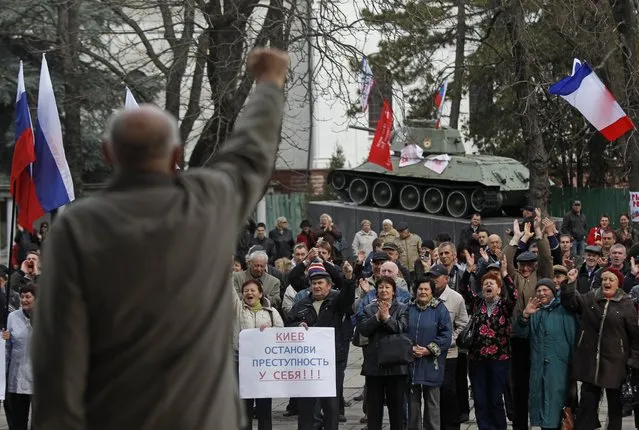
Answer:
[
  {"left": 423, "top": 187, "right": 445, "bottom": 214},
  {"left": 348, "top": 178, "right": 371, "bottom": 205},
  {"left": 446, "top": 191, "right": 469, "bottom": 218},
  {"left": 470, "top": 188, "right": 485, "bottom": 212},
  {"left": 399, "top": 185, "right": 421, "bottom": 211},
  {"left": 330, "top": 171, "right": 347, "bottom": 191},
  {"left": 372, "top": 181, "right": 395, "bottom": 208}
]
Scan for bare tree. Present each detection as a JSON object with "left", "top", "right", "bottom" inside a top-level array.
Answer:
[{"left": 505, "top": 0, "right": 549, "bottom": 210}]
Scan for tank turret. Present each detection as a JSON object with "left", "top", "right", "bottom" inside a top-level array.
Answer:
[{"left": 330, "top": 122, "right": 529, "bottom": 218}]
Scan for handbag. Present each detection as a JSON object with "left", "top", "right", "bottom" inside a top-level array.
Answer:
[
  {"left": 456, "top": 315, "right": 478, "bottom": 350},
  {"left": 377, "top": 334, "right": 414, "bottom": 366},
  {"left": 351, "top": 324, "right": 369, "bottom": 347},
  {"left": 621, "top": 371, "right": 639, "bottom": 406}
]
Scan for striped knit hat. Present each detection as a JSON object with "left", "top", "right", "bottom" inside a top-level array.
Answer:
[{"left": 308, "top": 259, "right": 330, "bottom": 280}]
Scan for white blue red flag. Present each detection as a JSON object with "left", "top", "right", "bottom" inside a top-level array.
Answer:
[
  {"left": 10, "top": 62, "right": 44, "bottom": 231},
  {"left": 33, "top": 54, "right": 75, "bottom": 211},
  {"left": 434, "top": 81, "right": 448, "bottom": 129},
  {"left": 125, "top": 87, "right": 139, "bottom": 110},
  {"left": 549, "top": 59, "right": 635, "bottom": 141},
  {"left": 360, "top": 57, "right": 375, "bottom": 112}
]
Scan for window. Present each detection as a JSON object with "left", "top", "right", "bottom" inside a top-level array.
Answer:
[{"left": 367, "top": 66, "right": 393, "bottom": 132}]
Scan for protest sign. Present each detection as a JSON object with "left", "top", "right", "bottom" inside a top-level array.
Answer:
[
  {"left": 239, "top": 327, "right": 336, "bottom": 399},
  {"left": 631, "top": 192, "right": 639, "bottom": 223}
]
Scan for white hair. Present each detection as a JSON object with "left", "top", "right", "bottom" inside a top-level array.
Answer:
[
  {"left": 246, "top": 251, "right": 268, "bottom": 264},
  {"left": 382, "top": 219, "right": 393, "bottom": 226}
]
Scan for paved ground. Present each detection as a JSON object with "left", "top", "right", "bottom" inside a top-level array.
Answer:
[
  {"left": 269, "top": 347, "right": 636, "bottom": 430},
  {"left": 0, "top": 346, "right": 633, "bottom": 430}
]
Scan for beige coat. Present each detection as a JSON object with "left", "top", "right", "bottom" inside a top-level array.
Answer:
[
  {"left": 232, "top": 292, "right": 284, "bottom": 351},
  {"left": 438, "top": 286, "right": 469, "bottom": 359},
  {"left": 504, "top": 236, "right": 553, "bottom": 324},
  {"left": 379, "top": 228, "right": 399, "bottom": 244},
  {"left": 396, "top": 233, "right": 422, "bottom": 271},
  {"left": 31, "top": 83, "right": 285, "bottom": 430}
]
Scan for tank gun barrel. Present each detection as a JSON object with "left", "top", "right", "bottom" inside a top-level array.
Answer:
[{"left": 348, "top": 125, "right": 376, "bottom": 133}]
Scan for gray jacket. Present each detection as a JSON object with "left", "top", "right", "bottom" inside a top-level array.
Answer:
[
  {"left": 31, "top": 83, "right": 284, "bottom": 430},
  {"left": 6, "top": 309, "right": 33, "bottom": 395}
]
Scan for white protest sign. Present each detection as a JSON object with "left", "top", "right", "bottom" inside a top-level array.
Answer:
[
  {"left": 631, "top": 191, "right": 639, "bottom": 223},
  {"left": 239, "top": 327, "right": 336, "bottom": 399}
]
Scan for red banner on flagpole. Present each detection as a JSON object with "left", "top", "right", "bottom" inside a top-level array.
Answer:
[{"left": 368, "top": 100, "right": 393, "bottom": 171}]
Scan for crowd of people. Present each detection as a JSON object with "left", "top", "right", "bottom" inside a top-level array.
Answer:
[
  {"left": 231, "top": 203, "right": 639, "bottom": 430},
  {"left": 0, "top": 223, "right": 46, "bottom": 429}
]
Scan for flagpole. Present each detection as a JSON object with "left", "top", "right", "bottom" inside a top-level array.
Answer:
[{"left": 4, "top": 200, "right": 16, "bottom": 328}]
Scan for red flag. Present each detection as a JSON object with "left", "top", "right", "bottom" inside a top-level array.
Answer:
[
  {"left": 368, "top": 100, "right": 393, "bottom": 171},
  {"left": 11, "top": 62, "right": 44, "bottom": 233}
]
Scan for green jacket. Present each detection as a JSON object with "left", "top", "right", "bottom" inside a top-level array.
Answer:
[{"left": 514, "top": 296, "right": 577, "bottom": 428}]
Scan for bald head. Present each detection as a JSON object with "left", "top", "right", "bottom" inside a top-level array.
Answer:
[
  {"left": 105, "top": 105, "right": 180, "bottom": 172},
  {"left": 380, "top": 261, "right": 399, "bottom": 278}
]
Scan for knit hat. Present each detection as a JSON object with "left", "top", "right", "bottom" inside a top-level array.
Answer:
[
  {"left": 602, "top": 267, "right": 624, "bottom": 287},
  {"left": 307, "top": 259, "right": 330, "bottom": 280},
  {"left": 536, "top": 278, "right": 557, "bottom": 296}
]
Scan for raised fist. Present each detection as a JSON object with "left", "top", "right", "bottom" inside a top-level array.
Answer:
[{"left": 247, "top": 48, "right": 290, "bottom": 89}]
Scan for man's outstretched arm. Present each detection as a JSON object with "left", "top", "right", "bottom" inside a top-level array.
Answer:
[{"left": 194, "top": 49, "right": 289, "bottom": 223}]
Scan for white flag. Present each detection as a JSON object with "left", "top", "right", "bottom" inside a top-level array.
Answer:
[
  {"left": 124, "top": 87, "right": 139, "bottom": 110},
  {"left": 360, "top": 57, "right": 375, "bottom": 112}
]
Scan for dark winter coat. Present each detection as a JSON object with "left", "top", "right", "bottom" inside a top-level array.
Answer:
[
  {"left": 560, "top": 281, "right": 639, "bottom": 389},
  {"left": 358, "top": 300, "right": 410, "bottom": 377},
  {"left": 561, "top": 210, "right": 588, "bottom": 241},
  {"left": 287, "top": 276, "right": 356, "bottom": 350},
  {"left": 407, "top": 300, "right": 452, "bottom": 387},
  {"left": 513, "top": 296, "right": 578, "bottom": 428},
  {"left": 576, "top": 263, "right": 602, "bottom": 294},
  {"left": 459, "top": 273, "right": 518, "bottom": 361},
  {"left": 268, "top": 228, "right": 295, "bottom": 260}
]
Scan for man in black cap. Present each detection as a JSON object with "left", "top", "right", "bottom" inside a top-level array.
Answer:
[
  {"left": 561, "top": 200, "right": 587, "bottom": 257},
  {"left": 382, "top": 242, "right": 412, "bottom": 282},
  {"left": 576, "top": 245, "right": 604, "bottom": 294},
  {"left": 504, "top": 215, "right": 553, "bottom": 430}
]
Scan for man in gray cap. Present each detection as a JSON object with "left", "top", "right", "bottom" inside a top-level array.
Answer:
[
  {"left": 428, "top": 264, "right": 469, "bottom": 430},
  {"left": 504, "top": 214, "right": 553, "bottom": 430},
  {"left": 576, "top": 245, "right": 604, "bottom": 294}
]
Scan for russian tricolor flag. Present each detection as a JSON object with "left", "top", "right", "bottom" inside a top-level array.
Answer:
[
  {"left": 434, "top": 81, "right": 448, "bottom": 129},
  {"left": 10, "top": 62, "right": 44, "bottom": 232},
  {"left": 33, "top": 54, "right": 75, "bottom": 211},
  {"left": 549, "top": 59, "right": 635, "bottom": 142}
]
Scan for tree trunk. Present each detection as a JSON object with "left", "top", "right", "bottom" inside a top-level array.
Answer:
[
  {"left": 587, "top": 133, "right": 607, "bottom": 187},
  {"left": 449, "top": 0, "right": 466, "bottom": 129},
  {"left": 506, "top": 0, "right": 549, "bottom": 211},
  {"left": 58, "top": 0, "right": 84, "bottom": 197},
  {"left": 609, "top": 0, "right": 639, "bottom": 190}
]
